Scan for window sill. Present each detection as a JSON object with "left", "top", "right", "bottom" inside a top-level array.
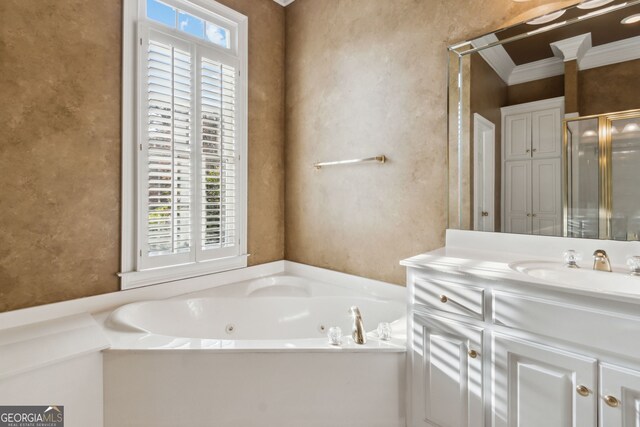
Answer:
[{"left": 118, "top": 254, "right": 249, "bottom": 290}]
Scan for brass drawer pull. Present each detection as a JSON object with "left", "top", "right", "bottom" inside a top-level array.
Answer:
[
  {"left": 604, "top": 395, "right": 620, "bottom": 408},
  {"left": 439, "top": 295, "right": 448, "bottom": 303},
  {"left": 468, "top": 349, "right": 478, "bottom": 359},
  {"left": 576, "top": 385, "right": 590, "bottom": 397}
]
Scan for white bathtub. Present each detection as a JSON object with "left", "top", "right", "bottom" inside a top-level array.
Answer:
[
  {"left": 106, "top": 275, "right": 405, "bottom": 347},
  {"left": 101, "top": 268, "right": 407, "bottom": 427}
]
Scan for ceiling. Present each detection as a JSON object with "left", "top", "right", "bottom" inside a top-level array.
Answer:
[{"left": 497, "top": 1, "right": 640, "bottom": 65}]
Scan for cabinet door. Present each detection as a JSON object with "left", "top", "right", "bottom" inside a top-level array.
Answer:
[
  {"left": 492, "top": 334, "right": 597, "bottom": 427},
  {"left": 532, "top": 108, "right": 561, "bottom": 158},
  {"left": 600, "top": 363, "right": 640, "bottom": 427},
  {"left": 410, "top": 313, "right": 483, "bottom": 427},
  {"left": 532, "top": 158, "right": 561, "bottom": 236},
  {"left": 504, "top": 160, "right": 531, "bottom": 234},
  {"left": 505, "top": 113, "right": 532, "bottom": 160}
]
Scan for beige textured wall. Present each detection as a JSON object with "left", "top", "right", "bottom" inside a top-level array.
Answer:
[
  {"left": 579, "top": 59, "right": 640, "bottom": 116},
  {"left": 507, "top": 75, "right": 565, "bottom": 106},
  {"left": 0, "top": 0, "right": 284, "bottom": 312},
  {"left": 284, "top": 0, "right": 581, "bottom": 285},
  {"left": 0, "top": 0, "right": 122, "bottom": 312},
  {"left": 1, "top": 0, "right": 582, "bottom": 312}
]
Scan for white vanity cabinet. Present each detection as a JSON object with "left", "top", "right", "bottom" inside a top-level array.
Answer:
[
  {"left": 406, "top": 265, "right": 640, "bottom": 427},
  {"left": 599, "top": 364, "right": 640, "bottom": 426},
  {"left": 410, "top": 313, "right": 483, "bottom": 427},
  {"left": 492, "top": 334, "right": 597, "bottom": 427}
]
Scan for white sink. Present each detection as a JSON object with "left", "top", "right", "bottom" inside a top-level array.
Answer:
[{"left": 509, "top": 260, "right": 640, "bottom": 296}]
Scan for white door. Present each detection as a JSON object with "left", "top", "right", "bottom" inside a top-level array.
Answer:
[
  {"left": 532, "top": 158, "right": 562, "bottom": 236},
  {"left": 474, "top": 113, "right": 496, "bottom": 232},
  {"left": 600, "top": 363, "right": 640, "bottom": 427},
  {"left": 504, "top": 160, "right": 531, "bottom": 234},
  {"left": 504, "top": 113, "right": 531, "bottom": 160},
  {"left": 532, "top": 108, "right": 562, "bottom": 158},
  {"left": 492, "top": 334, "right": 597, "bottom": 427},
  {"left": 410, "top": 313, "right": 483, "bottom": 427}
]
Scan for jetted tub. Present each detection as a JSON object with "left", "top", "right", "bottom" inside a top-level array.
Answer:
[
  {"left": 106, "top": 275, "right": 406, "bottom": 347},
  {"left": 101, "top": 270, "right": 407, "bottom": 427}
]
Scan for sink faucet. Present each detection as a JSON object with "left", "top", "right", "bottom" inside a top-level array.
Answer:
[
  {"left": 350, "top": 306, "right": 366, "bottom": 345},
  {"left": 593, "top": 250, "right": 612, "bottom": 272}
]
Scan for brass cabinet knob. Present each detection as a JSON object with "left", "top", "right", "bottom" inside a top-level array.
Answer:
[
  {"left": 526, "top": 149, "right": 531, "bottom": 153},
  {"left": 604, "top": 395, "right": 620, "bottom": 408},
  {"left": 439, "top": 295, "right": 448, "bottom": 303},
  {"left": 468, "top": 349, "right": 478, "bottom": 359},
  {"left": 576, "top": 385, "right": 590, "bottom": 397},
  {"left": 527, "top": 213, "right": 532, "bottom": 217},
  {"left": 532, "top": 148, "right": 537, "bottom": 153}
]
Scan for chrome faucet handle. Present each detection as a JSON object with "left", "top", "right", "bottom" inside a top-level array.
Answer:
[
  {"left": 563, "top": 250, "right": 581, "bottom": 268},
  {"left": 627, "top": 256, "right": 640, "bottom": 276},
  {"left": 593, "top": 249, "right": 613, "bottom": 272}
]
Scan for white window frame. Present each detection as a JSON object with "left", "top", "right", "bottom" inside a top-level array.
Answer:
[{"left": 120, "top": 0, "right": 248, "bottom": 290}]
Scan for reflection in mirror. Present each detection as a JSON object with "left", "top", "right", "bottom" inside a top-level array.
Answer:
[
  {"left": 566, "top": 117, "right": 600, "bottom": 239},
  {"left": 566, "top": 111, "right": 640, "bottom": 240},
  {"left": 448, "top": 0, "right": 640, "bottom": 240}
]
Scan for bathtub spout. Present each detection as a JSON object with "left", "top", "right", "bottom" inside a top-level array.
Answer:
[{"left": 350, "top": 306, "right": 366, "bottom": 345}]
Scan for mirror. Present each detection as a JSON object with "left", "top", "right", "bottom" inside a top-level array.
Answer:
[{"left": 448, "top": 0, "right": 640, "bottom": 240}]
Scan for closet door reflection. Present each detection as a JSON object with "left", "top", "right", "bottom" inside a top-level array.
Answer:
[
  {"left": 566, "top": 118, "right": 599, "bottom": 239},
  {"left": 610, "top": 117, "right": 640, "bottom": 241}
]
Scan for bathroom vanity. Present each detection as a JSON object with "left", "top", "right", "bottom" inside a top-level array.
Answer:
[
  {"left": 403, "top": 230, "right": 640, "bottom": 427},
  {"left": 438, "top": 0, "right": 640, "bottom": 424}
]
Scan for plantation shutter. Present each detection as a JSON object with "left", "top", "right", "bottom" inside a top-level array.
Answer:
[
  {"left": 141, "top": 29, "right": 194, "bottom": 269},
  {"left": 199, "top": 57, "right": 238, "bottom": 256},
  {"left": 139, "top": 26, "right": 241, "bottom": 270}
]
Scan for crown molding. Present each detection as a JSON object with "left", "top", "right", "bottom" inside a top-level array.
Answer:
[
  {"left": 471, "top": 34, "right": 516, "bottom": 84},
  {"left": 550, "top": 33, "right": 592, "bottom": 62},
  {"left": 273, "top": 0, "right": 295, "bottom": 6},
  {"left": 508, "top": 57, "right": 565, "bottom": 85},
  {"left": 580, "top": 35, "right": 640, "bottom": 70},
  {"left": 474, "top": 33, "right": 640, "bottom": 86}
]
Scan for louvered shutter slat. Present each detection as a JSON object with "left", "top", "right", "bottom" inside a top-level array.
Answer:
[
  {"left": 200, "top": 58, "right": 236, "bottom": 250},
  {"left": 145, "top": 39, "right": 193, "bottom": 257}
]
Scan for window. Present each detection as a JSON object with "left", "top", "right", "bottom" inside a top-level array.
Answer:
[
  {"left": 121, "top": 0, "right": 248, "bottom": 289},
  {"left": 146, "top": 0, "right": 231, "bottom": 49}
]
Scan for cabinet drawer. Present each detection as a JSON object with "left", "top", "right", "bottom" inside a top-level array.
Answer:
[
  {"left": 493, "top": 291, "right": 640, "bottom": 360},
  {"left": 412, "top": 274, "right": 484, "bottom": 320}
]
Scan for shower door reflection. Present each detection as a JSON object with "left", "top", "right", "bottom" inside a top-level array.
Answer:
[
  {"left": 566, "top": 118, "right": 600, "bottom": 239},
  {"left": 565, "top": 111, "right": 640, "bottom": 241},
  {"left": 610, "top": 116, "right": 640, "bottom": 240}
]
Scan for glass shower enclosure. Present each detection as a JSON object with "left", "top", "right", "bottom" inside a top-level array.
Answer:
[{"left": 565, "top": 110, "right": 640, "bottom": 241}]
